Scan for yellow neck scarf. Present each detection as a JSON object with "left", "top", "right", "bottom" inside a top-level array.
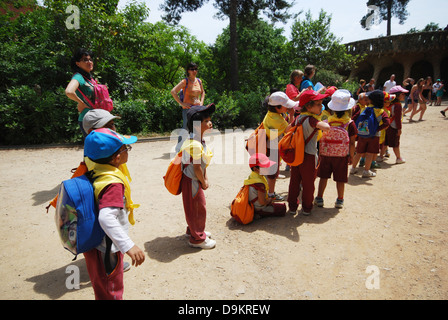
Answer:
[
  {"left": 91, "top": 162, "right": 139, "bottom": 225},
  {"left": 327, "top": 112, "right": 351, "bottom": 126},
  {"left": 244, "top": 171, "right": 269, "bottom": 200}
]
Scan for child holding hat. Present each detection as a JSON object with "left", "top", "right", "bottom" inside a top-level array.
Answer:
[
  {"left": 246, "top": 153, "right": 286, "bottom": 218},
  {"left": 83, "top": 128, "right": 145, "bottom": 300},
  {"left": 287, "top": 90, "right": 330, "bottom": 215},
  {"left": 315, "top": 89, "right": 357, "bottom": 209}
]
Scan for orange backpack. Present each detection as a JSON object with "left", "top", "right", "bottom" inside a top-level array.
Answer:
[
  {"left": 230, "top": 185, "right": 255, "bottom": 224},
  {"left": 163, "top": 152, "right": 183, "bottom": 195},
  {"left": 46, "top": 162, "right": 88, "bottom": 212},
  {"left": 245, "top": 123, "right": 267, "bottom": 156},
  {"left": 278, "top": 116, "right": 317, "bottom": 166}
]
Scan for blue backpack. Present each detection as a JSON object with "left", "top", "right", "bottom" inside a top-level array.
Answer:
[
  {"left": 355, "top": 107, "right": 380, "bottom": 138},
  {"left": 55, "top": 174, "right": 105, "bottom": 259}
]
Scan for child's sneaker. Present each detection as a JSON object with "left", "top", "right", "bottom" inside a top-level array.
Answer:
[
  {"left": 350, "top": 167, "right": 358, "bottom": 175},
  {"left": 287, "top": 209, "right": 297, "bottom": 215},
  {"left": 269, "top": 192, "right": 285, "bottom": 201},
  {"left": 335, "top": 198, "right": 344, "bottom": 209},
  {"left": 362, "top": 170, "right": 376, "bottom": 178},
  {"left": 371, "top": 161, "right": 381, "bottom": 169},
  {"left": 359, "top": 158, "right": 365, "bottom": 167},
  {"left": 313, "top": 197, "right": 324, "bottom": 207},
  {"left": 396, "top": 158, "right": 406, "bottom": 164},
  {"left": 189, "top": 237, "right": 216, "bottom": 249},
  {"left": 441, "top": 110, "right": 446, "bottom": 117},
  {"left": 300, "top": 209, "right": 311, "bottom": 216}
]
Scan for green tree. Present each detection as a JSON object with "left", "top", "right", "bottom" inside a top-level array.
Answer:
[
  {"left": 212, "top": 19, "right": 289, "bottom": 92},
  {"left": 160, "top": 0, "right": 295, "bottom": 91},
  {"left": 289, "top": 10, "right": 360, "bottom": 74},
  {"left": 360, "top": 0, "right": 410, "bottom": 36}
]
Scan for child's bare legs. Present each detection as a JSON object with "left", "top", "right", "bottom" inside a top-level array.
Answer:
[
  {"left": 351, "top": 152, "right": 364, "bottom": 169},
  {"left": 364, "top": 153, "right": 375, "bottom": 171},
  {"left": 317, "top": 178, "right": 328, "bottom": 198},
  {"left": 393, "top": 146, "right": 401, "bottom": 159},
  {"left": 267, "top": 178, "right": 276, "bottom": 195},
  {"left": 336, "top": 182, "right": 345, "bottom": 200}
]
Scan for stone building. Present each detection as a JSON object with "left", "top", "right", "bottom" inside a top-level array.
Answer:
[{"left": 346, "top": 31, "right": 448, "bottom": 88}]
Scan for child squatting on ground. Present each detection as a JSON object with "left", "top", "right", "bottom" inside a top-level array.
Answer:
[
  {"left": 315, "top": 89, "right": 358, "bottom": 209},
  {"left": 179, "top": 104, "right": 216, "bottom": 249},
  {"left": 287, "top": 90, "right": 331, "bottom": 216},
  {"left": 245, "top": 153, "right": 287, "bottom": 219},
  {"left": 83, "top": 128, "right": 145, "bottom": 300}
]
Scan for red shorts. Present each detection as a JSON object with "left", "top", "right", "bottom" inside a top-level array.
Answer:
[
  {"left": 385, "top": 127, "right": 400, "bottom": 148},
  {"left": 317, "top": 155, "right": 349, "bottom": 183},
  {"left": 356, "top": 136, "right": 380, "bottom": 154}
]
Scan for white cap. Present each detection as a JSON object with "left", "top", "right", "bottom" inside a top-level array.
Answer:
[
  {"left": 328, "top": 89, "right": 356, "bottom": 111},
  {"left": 268, "top": 91, "right": 298, "bottom": 109}
]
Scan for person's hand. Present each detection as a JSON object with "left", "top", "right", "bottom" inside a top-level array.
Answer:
[
  {"left": 181, "top": 102, "right": 191, "bottom": 109},
  {"left": 201, "top": 179, "right": 209, "bottom": 190},
  {"left": 77, "top": 102, "right": 89, "bottom": 113},
  {"left": 126, "top": 245, "right": 145, "bottom": 267}
]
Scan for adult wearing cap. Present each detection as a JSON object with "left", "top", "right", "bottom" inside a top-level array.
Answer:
[
  {"left": 287, "top": 90, "right": 330, "bottom": 215},
  {"left": 263, "top": 92, "right": 297, "bottom": 201},
  {"left": 315, "top": 89, "right": 357, "bottom": 209},
  {"left": 83, "top": 128, "right": 145, "bottom": 300},
  {"left": 179, "top": 104, "right": 216, "bottom": 249},
  {"left": 82, "top": 109, "right": 120, "bottom": 134}
]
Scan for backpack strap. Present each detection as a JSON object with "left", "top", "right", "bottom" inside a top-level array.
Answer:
[{"left": 298, "top": 116, "right": 318, "bottom": 145}]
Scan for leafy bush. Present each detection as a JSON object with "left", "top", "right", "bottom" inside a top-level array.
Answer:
[{"left": 0, "top": 86, "right": 80, "bottom": 145}]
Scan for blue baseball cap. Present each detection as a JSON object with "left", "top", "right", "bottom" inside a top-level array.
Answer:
[{"left": 84, "top": 128, "right": 137, "bottom": 161}]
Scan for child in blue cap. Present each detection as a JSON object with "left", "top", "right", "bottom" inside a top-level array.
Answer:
[{"left": 83, "top": 128, "right": 145, "bottom": 300}]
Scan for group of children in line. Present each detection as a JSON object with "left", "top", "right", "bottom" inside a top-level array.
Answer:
[
  {"left": 64, "top": 75, "right": 411, "bottom": 299},
  {"left": 246, "top": 83, "right": 408, "bottom": 220}
]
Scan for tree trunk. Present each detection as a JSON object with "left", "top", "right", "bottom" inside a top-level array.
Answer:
[
  {"left": 229, "top": 0, "right": 239, "bottom": 91},
  {"left": 386, "top": 0, "right": 392, "bottom": 36}
]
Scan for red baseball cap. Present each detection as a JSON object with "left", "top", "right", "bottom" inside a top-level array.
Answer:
[
  {"left": 249, "top": 153, "right": 276, "bottom": 168},
  {"left": 299, "top": 90, "right": 328, "bottom": 107}
]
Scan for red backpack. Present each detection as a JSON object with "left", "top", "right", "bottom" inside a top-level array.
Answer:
[{"left": 77, "top": 76, "right": 113, "bottom": 112}]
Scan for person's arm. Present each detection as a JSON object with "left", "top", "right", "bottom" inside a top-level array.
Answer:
[
  {"left": 98, "top": 207, "right": 145, "bottom": 267},
  {"left": 193, "top": 164, "right": 208, "bottom": 190},
  {"left": 199, "top": 80, "right": 205, "bottom": 105},
  {"left": 257, "top": 189, "right": 273, "bottom": 206},
  {"left": 65, "top": 79, "right": 89, "bottom": 113},
  {"left": 316, "top": 121, "right": 330, "bottom": 132},
  {"left": 170, "top": 79, "right": 190, "bottom": 109}
]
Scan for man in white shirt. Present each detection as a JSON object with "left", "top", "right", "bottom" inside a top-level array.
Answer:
[{"left": 383, "top": 74, "right": 396, "bottom": 93}]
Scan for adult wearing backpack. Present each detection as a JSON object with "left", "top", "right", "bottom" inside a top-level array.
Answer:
[
  {"left": 171, "top": 62, "right": 205, "bottom": 127},
  {"left": 65, "top": 48, "right": 96, "bottom": 140},
  {"left": 171, "top": 62, "right": 205, "bottom": 152}
]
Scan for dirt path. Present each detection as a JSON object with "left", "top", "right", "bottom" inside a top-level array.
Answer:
[{"left": 1, "top": 102, "right": 447, "bottom": 300}]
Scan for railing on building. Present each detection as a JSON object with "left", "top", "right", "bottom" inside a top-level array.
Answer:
[{"left": 345, "top": 31, "right": 448, "bottom": 55}]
